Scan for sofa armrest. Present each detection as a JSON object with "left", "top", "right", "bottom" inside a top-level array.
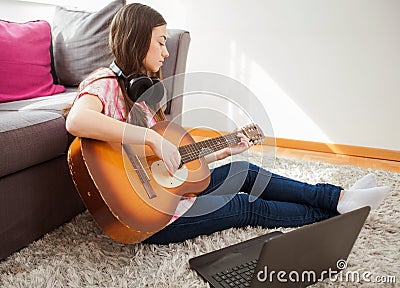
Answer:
[{"left": 162, "top": 29, "right": 191, "bottom": 124}]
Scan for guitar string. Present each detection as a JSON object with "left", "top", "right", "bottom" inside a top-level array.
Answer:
[
  {"left": 179, "top": 133, "right": 240, "bottom": 164},
  {"left": 184, "top": 134, "right": 238, "bottom": 155},
  {"left": 179, "top": 125, "right": 261, "bottom": 163},
  {"left": 179, "top": 135, "right": 233, "bottom": 160}
]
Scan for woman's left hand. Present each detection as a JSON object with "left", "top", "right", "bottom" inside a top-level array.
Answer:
[
  {"left": 227, "top": 132, "right": 252, "bottom": 156},
  {"left": 204, "top": 131, "right": 252, "bottom": 163},
  {"left": 215, "top": 132, "right": 251, "bottom": 160}
]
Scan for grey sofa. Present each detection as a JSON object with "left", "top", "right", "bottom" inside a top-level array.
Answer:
[{"left": 0, "top": 14, "right": 190, "bottom": 260}]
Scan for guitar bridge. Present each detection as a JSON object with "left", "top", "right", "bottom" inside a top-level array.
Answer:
[{"left": 122, "top": 144, "right": 157, "bottom": 199}]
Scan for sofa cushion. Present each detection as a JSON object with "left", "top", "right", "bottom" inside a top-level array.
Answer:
[
  {"left": 0, "top": 20, "right": 66, "bottom": 103},
  {"left": 161, "top": 30, "right": 191, "bottom": 118},
  {"left": 0, "top": 88, "right": 76, "bottom": 114},
  {"left": 0, "top": 111, "right": 68, "bottom": 177},
  {"left": 52, "top": 0, "right": 125, "bottom": 86},
  {"left": 0, "top": 90, "right": 77, "bottom": 177}
]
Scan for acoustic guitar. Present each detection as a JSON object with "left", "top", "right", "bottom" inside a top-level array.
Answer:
[{"left": 68, "top": 121, "right": 264, "bottom": 244}]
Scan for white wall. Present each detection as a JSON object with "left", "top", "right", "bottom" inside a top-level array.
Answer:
[
  {"left": 2, "top": 0, "right": 399, "bottom": 151},
  {"left": 141, "top": 0, "right": 400, "bottom": 151}
]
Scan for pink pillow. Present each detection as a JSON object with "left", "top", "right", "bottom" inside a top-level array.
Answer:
[{"left": 0, "top": 20, "right": 65, "bottom": 103}]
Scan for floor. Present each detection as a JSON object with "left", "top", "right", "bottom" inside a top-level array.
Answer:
[
  {"left": 271, "top": 146, "right": 400, "bottom": 173},
  {"left": 189, "top": 130, "right": 399, "bottom": 173}
]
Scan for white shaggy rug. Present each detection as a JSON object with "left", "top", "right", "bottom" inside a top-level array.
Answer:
[{"left": 0, "top": 155, "right": 399, "bottom": 287}]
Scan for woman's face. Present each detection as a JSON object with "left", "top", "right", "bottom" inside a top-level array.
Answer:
[{"left": 143, "top": 24, "right": 169, "bottom": 73}]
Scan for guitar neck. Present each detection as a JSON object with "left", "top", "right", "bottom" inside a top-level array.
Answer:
[{"left": 178, "top": 132, "right": 240, "bottom": 164}]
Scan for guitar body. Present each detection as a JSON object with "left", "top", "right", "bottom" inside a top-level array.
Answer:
[{"left": 68, "top": 121, "right": 210, "bottom": 244}]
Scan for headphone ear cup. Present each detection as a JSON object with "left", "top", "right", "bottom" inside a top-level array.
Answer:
[
  {"left": 147, "top": 77, "right": 165, "bottom": 105},
  {"left": 127, "top": 76, "right": 165, "bottom": 105},
  {"left": 127, "top": 76, "right": 154, "bottom": 103}
]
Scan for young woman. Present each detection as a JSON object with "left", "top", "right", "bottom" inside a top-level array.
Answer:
[{"left": 65, "top": 3, "right": 390, "bottom": 244}]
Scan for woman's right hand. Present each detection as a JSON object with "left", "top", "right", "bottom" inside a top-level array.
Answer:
[{"left": 145, "top": 129, "right": 181, "bottom": 175}]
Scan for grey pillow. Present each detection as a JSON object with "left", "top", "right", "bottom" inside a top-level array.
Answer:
[{"left": 52, "top": 0, "right": 125, "bottom": 86}]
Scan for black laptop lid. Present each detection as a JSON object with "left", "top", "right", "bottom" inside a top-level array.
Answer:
[{"left": 251, "top": 206, "right": 370, "bottom": 288}]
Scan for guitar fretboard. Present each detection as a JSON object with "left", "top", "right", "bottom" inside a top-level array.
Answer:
[{"left": 178, "top": 132, "right": 240, "bottom": 164}]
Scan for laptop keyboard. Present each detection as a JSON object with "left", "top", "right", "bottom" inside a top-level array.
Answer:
[{"left": 211, "top": 259, "right": 258, "bottom": 288}]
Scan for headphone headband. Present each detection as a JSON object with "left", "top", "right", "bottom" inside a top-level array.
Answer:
[
  {"left": 109, "top": 61, "right": 128, "bottom": 78},
  {"left": 109, "top": 61, "right": 145, "bottom": 79}
]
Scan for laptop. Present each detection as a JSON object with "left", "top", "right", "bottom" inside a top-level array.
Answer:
[{"left": 189, "top": 206, "right": 370, "bottom": 288}]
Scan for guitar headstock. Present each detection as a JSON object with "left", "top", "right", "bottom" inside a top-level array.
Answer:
[{"left": 241, "top": 124, "right": 265, "bottom": 145}]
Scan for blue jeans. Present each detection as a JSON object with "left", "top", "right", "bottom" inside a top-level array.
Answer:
[{"left": 144, "top": 161, "right": 342, "bottom": 244}]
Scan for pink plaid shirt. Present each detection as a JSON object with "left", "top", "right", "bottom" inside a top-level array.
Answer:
[{"left": 78, "top": 68, "right": 195, "bottom": 224}]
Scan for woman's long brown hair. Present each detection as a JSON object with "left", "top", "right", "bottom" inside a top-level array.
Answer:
[{"left": 64, "top": 3, "right": 167, "bottom": 126}]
